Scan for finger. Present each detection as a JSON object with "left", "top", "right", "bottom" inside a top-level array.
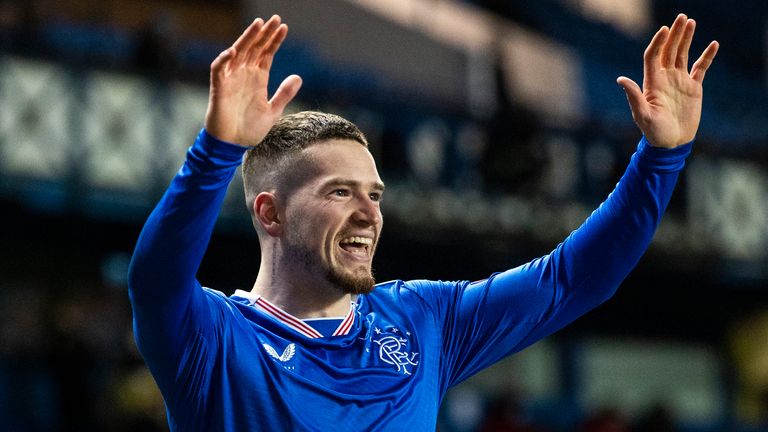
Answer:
[
  {"left": 245, "top": 15, "right": 282, "bottom": 65},
  {"left": 643, "top": 26, "right": 670, "bottom": 84},
  {"left": 661, "top": 14, "right": 687, "bottom": 68},
  {"left": 210, "top": 48, "right": 235, "bottom": 84},
  {"left": 269, "top": 74, "right": 303, "bottom": 114},
  {"left": 691, "top": 41, "right": 720, "bottom": 82},
  {"left": 258, "top": 24, "right": 289, "bottom": 71},
  {"left": 675, "top": 19, "right": 695, "bottom": 69},
  {"left": 231, "top": 18, "right": 264, "bottom": 55},
  {"left": 617, "top": 76, "right": 649, "bottom": 124}
]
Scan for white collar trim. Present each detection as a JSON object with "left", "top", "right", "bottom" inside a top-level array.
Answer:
[{"left": 233, "top": 290, "right": 356, "bottom": 338}]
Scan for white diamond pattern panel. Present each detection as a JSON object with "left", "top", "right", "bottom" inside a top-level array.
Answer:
[
  {"left": 167, "top": 82, "right": 208, "bottom": 173},
  {"left": 688, "top": 158, "right": 768, "bottom": 260},
  {"left": 0, "top": 57, "right": 73, "bottom": 179},
  {"left": 83, "top": 72, "right": 156, "bottom": 190},
  {"left": 170, "top": 83, "right": 246, "bottom": 216}
]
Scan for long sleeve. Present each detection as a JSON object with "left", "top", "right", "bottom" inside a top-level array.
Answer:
[
  {"left": 127, "top": 129, "right": 247, "bottom": 388},
  {"left": 411, "top": 136, "right": 693, "bottom": 389}
]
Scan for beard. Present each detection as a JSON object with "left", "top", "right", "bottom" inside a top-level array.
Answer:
[
  {"left": 324, "top": 262, "right": 376, "bottom": 295},
  {"left": 284, "top": 229, "right": 376, "bottom": 295}
]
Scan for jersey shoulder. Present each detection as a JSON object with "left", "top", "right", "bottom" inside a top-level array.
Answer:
[{"left": 367, "top": 278, "right": 465, "bottom": 316}]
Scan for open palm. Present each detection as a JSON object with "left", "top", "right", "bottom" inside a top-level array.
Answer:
[
  {"left": 617, "top": 14, "right": 719, "bottom": 148},
  {"left": 204, "top": 15, "right": 302, "bottom": 147}
]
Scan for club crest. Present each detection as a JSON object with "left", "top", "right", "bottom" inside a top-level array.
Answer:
[{"left": 372, "top": 327, "right": 419, "bottom": 375}]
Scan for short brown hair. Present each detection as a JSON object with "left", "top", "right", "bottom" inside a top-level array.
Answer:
[{"left": 242, "top": 111, "right": 368, "bottom": 213}]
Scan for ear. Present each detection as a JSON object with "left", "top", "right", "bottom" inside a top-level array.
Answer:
[{"left": 253, "top": 192, "right": 282, "bottom": 236}]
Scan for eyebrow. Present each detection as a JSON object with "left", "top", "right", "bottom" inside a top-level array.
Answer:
[{"left": 321, "top": 178, "right": 386, "bottom": 192}]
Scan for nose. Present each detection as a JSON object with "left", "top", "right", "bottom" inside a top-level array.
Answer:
[{"left": 352, "top": 196, "right": 382, "bottom": 226}]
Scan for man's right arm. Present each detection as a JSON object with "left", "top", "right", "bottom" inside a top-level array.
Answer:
[
  {"left": 127, "top": 130, "right": 246, "bottom": 356},
  {"left": 127, "top": 14, "right": 301, "bottom": 379}
]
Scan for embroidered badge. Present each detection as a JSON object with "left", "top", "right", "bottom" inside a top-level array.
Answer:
[
  {"left": 372, "top": 327, "right": 419, "bottom": 375},
  {"left": 263, "top": 343, "right": 296, "bottom": 362}
]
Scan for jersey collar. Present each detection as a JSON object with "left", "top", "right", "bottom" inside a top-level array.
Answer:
[{"left": 233, "top": 290, "right": 356, "bottom": 339}]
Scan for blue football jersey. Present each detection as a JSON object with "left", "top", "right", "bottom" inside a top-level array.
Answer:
[{"left": 129, "top": 130, "right": 692, "bottom": 431}]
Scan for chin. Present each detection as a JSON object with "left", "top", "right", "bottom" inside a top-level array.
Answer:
[
  {"left": 344, "top": 278, "right": 376, "bottom": 295},
  {"left": 326, "top": 267, "right": 376, "bottom": 295}
]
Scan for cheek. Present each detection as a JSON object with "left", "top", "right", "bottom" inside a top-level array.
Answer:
[
  {"left": 376, "top": 209, "right": 384, "bottom": 231},
  {"left": 311, "top": 209, "right": 345, "bottom": 243},
  {"left": 288, "top": 200, "right": 347, "bottom": 243}
]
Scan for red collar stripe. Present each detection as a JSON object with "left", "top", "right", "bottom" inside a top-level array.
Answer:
[
  {"left": 237, "top": 290, "right": 356, "bottom": 338},
  {"left": 332, "top": 305, "right": 356, "bottom": 336},
  {"left": 254, "top": 297, "right": 323, "bottom": 339}
]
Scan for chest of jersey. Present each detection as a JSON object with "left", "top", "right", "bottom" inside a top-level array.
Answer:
[
  {"left": 242, "top": 314, "right": 431, "bottom": 389},
  {"left": 217, "top": 310, "right": 441, "bottom": 430}
]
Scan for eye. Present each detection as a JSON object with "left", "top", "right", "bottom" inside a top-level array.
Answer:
[
  {"left": 369, "top": 192, "right": 382, "bottom": 202},
  {"left": 332, "top": 189, "right": 350, "bottom": 197}
]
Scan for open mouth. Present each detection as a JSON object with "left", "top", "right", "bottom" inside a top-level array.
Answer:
[{"left": 338, "top": 236, "right": 373, "bottom": 258}]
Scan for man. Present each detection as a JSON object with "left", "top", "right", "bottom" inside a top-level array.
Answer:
[{"left": 128, "top": 13, "right": 718, "bottom": 431}]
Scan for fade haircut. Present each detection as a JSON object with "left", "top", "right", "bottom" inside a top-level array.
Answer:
[{"left": 242, "top": 111, "right": 369, "bottom": 218}]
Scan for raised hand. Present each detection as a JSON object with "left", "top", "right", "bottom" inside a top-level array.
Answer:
[
  {"left": 204, "top": 15, "right": 302, "bottom": 147},
  {"left": 617, "top": 14, "right": 719, "bottom": 149}
]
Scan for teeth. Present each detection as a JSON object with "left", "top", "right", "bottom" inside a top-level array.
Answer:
[{"left": 340, "top": 236, "right": 373, "bottom": 245}]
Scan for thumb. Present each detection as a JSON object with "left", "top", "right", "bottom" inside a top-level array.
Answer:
[
  {"left": 616, "top": 76, "right": 648, "bottom": 123},
  {"left": 269, "top": 74, "right": 303, "bottom": 115}
]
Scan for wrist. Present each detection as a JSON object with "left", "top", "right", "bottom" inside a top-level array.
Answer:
[
  {"left": 202, "top": 128, "right": 250, "bottom": 149},
  {"left": 635, "top": 135, "right": 693, "bottom": 172},
  {"left": 197, "top": 129, "right": 250, "bottom": 161}
]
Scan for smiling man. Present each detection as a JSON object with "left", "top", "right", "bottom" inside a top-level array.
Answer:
[
  {"left": 242, "top": 121, "right": 384, "bottom": 307},
  {"left": 128, "top": 13, "right": 718, "bottom": 432}
]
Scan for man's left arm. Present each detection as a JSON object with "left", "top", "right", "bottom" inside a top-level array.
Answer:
[{"left": 432, "top": 14, "right": 719, "bottom": 387}]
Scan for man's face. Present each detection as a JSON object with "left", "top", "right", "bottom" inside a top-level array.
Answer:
[{"left": 281, "top": 139, "right": 384, "bottom": 295}]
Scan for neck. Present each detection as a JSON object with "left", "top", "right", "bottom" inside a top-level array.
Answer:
[{"left": 250, "top": 251, "right": 353, "bottom": 319}]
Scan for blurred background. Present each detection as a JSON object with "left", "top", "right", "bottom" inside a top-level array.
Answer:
[{"left": 0, "top": 0, "right": 767, "bottom": 431}]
